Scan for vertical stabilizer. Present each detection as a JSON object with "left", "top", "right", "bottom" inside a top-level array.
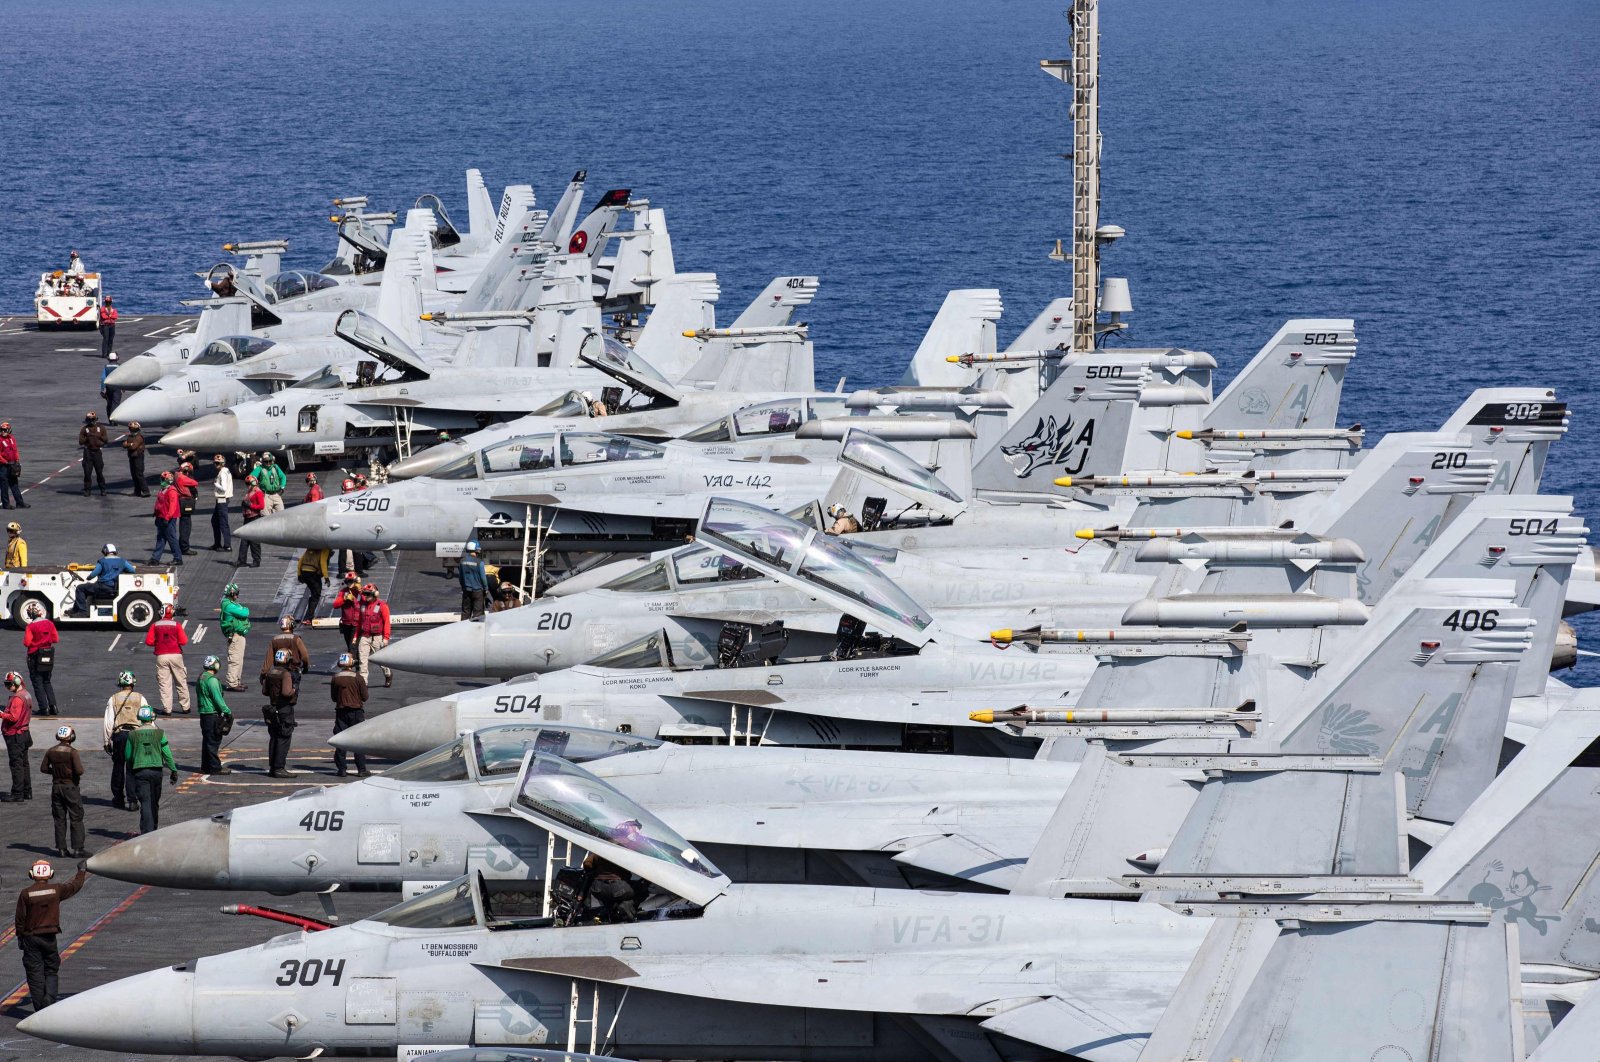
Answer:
[
  {"left": 1439, "top": 387, "right": 1568, "bottom": 495},
  {"left": 971, "top": 348, "right": 1214, "bottom": 493},
  {"left": 1415, "top": 692, "right": 1600, "bottom": 971},
  {"left": 537, "top": 170, "right": 588, "bottom": 248},
  {"left": 1144, "top": 913, "right": 1523, "bottom": 1062},
  {"left": 729, "top": 276, "right": 819, "bottom": 329},
  {"left": 1206, "top": 319, "right": 1356, "bottom": 431},
  {"left": 372, "top": 229, "right": 428, "bottom": 347},
  {"left": 898, "top": 289, "right": 1003, "bottom": 388},
  {"left": 631, "top": 274, "right": 720, "bottom": 381},
  {"left": 1303, "top": 431, "right": 1496, "bottom": 603},
  {"left": 464, "top": 168, "right": 494, "bottom": 249}
]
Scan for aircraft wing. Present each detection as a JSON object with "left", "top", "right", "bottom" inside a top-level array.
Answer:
[{"left": 488, "top": 951, "right": 1167, "bottom": 1060}]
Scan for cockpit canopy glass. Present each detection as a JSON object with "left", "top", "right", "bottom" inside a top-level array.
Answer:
[
  {"left": 371, "top": 876, "right": 478, "bottom": 929},
  {"left": 193, "top": 335, "right": 276, "bottom": 367},
  {"left": 531, "top": 391, "right": 590, "bottom": 418},
  {"left": 388, "top": 726, "right": 663, "bottom": 783},
  {"left": 560, "top": 432, "right": 664, "bottom": 467},
  {"left": 841, "top": 431, "right": 963, "bottom": 503},
  {"left": 700, "top": 499, "right": 932, "bottom": 635},
  {"left": 513, "top": 753, "right": 722, "bottom": 879},
  {"left": 602, "top": 545, "right": 762, "bottom": 594},
  {"left": 480, "top": 434, "right": 558, "bottom": 474},
  {"left": 386, "top": 737, "right": 471, "bottom": 783},
  {"left": 583, "top": 333, "right": 673, "bottom": 390},
  {"left": 263, "top": 271, "right": 338, "bottom": 304},
  {"left": 335, "top": 309, "right": 421, "bottom": 364},
  {"left": 472, "top": 725, "right": 662, "bottom": 777},
  {"left": 585, "top": 630, "right": 674, "bottom": 670}
]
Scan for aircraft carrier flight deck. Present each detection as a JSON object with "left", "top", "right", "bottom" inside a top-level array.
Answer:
[{"left": 0, "top": 316, "right": 460, "bottom": 1062}]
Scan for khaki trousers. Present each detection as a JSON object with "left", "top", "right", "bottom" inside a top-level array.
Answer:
[
  {"left": 225, "top": 632, "right": 247, "bottom": 688},
  {"left": 357, "top": 635, "right": 389, "bottom": 683},
  {"left": 155, "top": 653, "right": 191, "bottom": 714}
]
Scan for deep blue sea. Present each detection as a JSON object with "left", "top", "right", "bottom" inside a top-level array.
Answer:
[{"left": 2, "top": 0, "right": 1597, "bottom": 675}]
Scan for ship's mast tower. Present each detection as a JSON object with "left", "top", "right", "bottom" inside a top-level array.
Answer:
[{"left": 1042, "top": 0, "right": 1127, "bottom": 352}]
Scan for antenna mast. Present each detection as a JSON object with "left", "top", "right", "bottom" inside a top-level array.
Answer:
[{"left": 1043, "top": 0, "right": 1122, "bottom": 352}]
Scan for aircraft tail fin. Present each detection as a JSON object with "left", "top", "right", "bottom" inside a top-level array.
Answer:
[
  {"left": 1305, "top": 431, "right": 1496, "bottom": 603},
  {"left": 456, "top": 202, "right": 542, "bottom": 313},
  {"left": 1206, "top": 318, "right": 1355, "bottom": 431},
  {"left": 603, "top": 206, "right": 676, "bottom": 305},
  {"left": 192, "top": 297, "right": 252, "bottom": 350},
  {"left": 1438, "top": 387, "right": 1568, "bottom": 494},
  {"left": 1144, "top": 912, "right": 1522, "bottom": 1062},
  {"left": 898, "top": 289, "right": 1003, "bottom": 388},
  {"left": 1392, "top": 495, "right": 1585, "bottom": 697},
  {"left": 1267, "top": 585, "right": 1530, "bottom": 823},
  {"left": 537, "top": 170, "right": 588, "bottom": 248},
  {"left": 567, "top": 188, "right": 632, "bottom": 263},
  {"left": 970, "top": 348, "right": 1214, "bottom": 494},
  {"left": 464, "top": 168, "right": 494, "bottom": 249},
  {"left": 533, "top": 255, "right": 601, "bottom": 369},
  {"left": 730, "top": 276, "right": 819, "bottom": 329},
  {"left": 1414, "top": 690, "right": 1600, "bottom": 972},
  {"left": 630, "top": 274, "right": 719, "bottom": 380},
  {"left": 1002, "top": 297, "right": 1074, "bottom": 354},
  {"left": 693, "top": 333, "right": 816, "bottom": 394},
  {"left": 372, "top": 228, "right": 429, "bottom": 347}
]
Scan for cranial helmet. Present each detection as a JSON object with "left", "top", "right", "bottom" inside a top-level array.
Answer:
[{"left": 137, "top": 705, "right": 155, "bottom": 722}]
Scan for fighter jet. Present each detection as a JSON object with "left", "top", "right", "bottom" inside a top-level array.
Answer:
[
  {"left": 370, "top": 495, "right": 1166, "bottom": 679},
  {"left": 104, "top": 174, "right": 616, "bottom": 390},
  {"left": 20, "top": 598, "right": 1525, "bottom": 1060},
  {"left": 87, "top": 723, "right": 1078, "bottom": 894}
]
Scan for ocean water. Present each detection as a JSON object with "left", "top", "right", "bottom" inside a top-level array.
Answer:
[{"left": 1, "top": 0, "right": 1597, "bottom": 673}]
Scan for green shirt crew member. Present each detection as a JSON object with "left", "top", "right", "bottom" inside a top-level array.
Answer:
[
  {"left": 196, "top": 655, "right": 233, "bottom": 775},
  {"left": 250, "top": 454, "right": 287, "bottom": 516},
  {"left": 123, "top": 706, "right": 176, "bottom": 835},
  {"left": 219, "top": 582, "right": 250, "bottom": 690}
]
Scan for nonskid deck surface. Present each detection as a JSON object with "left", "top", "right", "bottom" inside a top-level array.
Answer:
[{"left": 0, "top": 316, "right": 469, "bottom": 1060}]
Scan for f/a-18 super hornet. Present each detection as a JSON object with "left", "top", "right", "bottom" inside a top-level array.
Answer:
[
  {"left": 103, "top": 173, "right": 615, "bottom": 390},
  {"left": 88, "top": 558, "right": 1515, "bottom": 904},
  {"left": 341, "top": 485, "right": 1588, "bottom": 766},
  {"left": 354, "top": 417, "right": 1543, "bottom": 679},
  {"left": 87, "top": 722, "right": 1078, "bottom": 894},
  {"left": 20, "top": 590, "right": 1529, "bottom": 1060}
]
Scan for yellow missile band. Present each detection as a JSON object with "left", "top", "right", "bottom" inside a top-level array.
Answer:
[
  {"left": 1074, "top": 529, "right": 1097, "bottom": 539},
  {"left": 222, "top": 243, "right": 236, "bottom": 252},
  {"left": 1175, "top": 430, "right": 1195, "bottom": 439},
  {"left": 945, "top": 355, "right": 962, "bottom": 363},
  {"left": 969, "top": 710, "right": 996, "bottom": 723},
  {"left": 989, "top": 629, "right": 1013, "bottom": 643},
  {"left": 682, "top": 330, "right": 699, "bottom": 338},
  {"left": 1054, "top": 477, "right": 1073, "bottom": 487},
  {"left": 419, "top": 313, "right": 435, "bottom": 321}
]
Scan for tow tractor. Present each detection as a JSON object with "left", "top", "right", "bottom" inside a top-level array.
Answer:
[
  {"left": 0, "top": 566, "right": 177, "bottom": 631},
  {"left": 34, "top": 269, "right": 103, "bottom": 329}
]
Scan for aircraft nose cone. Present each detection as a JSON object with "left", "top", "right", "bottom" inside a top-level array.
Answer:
[
  {"left": 88, "top": 814, "right": 232, "bottom": 888},
  {"left": 19, "top": 965, "right": 197, "bottom": 1052},
  {"left": 237, "top": 501, "right": 331, "bottom": 548},
  {"left": 373, "top": 622, "right": 488, "bottom": 677},
  {"left": 105, "top": 355, "right": 162, "bottom": 389},
  {"left": 109, "top": 387, "right": 174, "bottom": 427},
  {"left": 160, "top": 411, "right": 238, "bottom": 450},
  {"left": 388, "top": 441, "right": 466, "bottom": 479},
  {"left": 331, "top": 697, "right": 460, "bottom": 758}
]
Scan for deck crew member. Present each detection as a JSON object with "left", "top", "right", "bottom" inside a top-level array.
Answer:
[
  {"left": 39, "top": 725, "right": 86, "bottom": 857},
  {"left": 15, "top": 859, "right": 88, "bottom": 1013}
]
